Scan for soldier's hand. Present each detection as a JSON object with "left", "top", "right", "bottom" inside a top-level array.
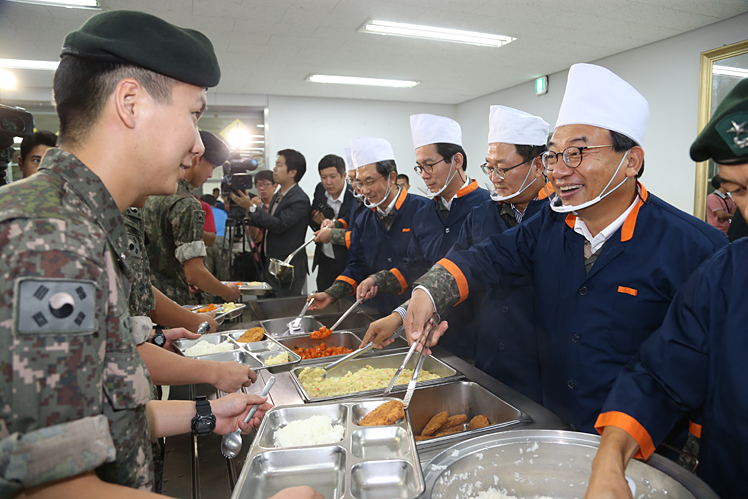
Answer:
[
  {"left": 209, "top": 361, "right": 257, "bottom": 392},
  {"left": 321, "top": 219, "right": 336, "bottom": 229},
  {"left": 359, "top": 313, "right": 401, "bottom": 349},
  {"left": 194, "top": 313, "right": 219, "bottom": 334},
  {"left": 404, "top": 288, "right": 441, "bottom": 354},
  {"left": 163, "top": 327, "right": 200, "bottom": 351},
  {"left": 188, "top": 283, "right": 200, "bottom": 294},
  {"left": 211, "top": 392, "right": 273, "bottom": 434},
  {"left": 270, "top": 487, "right": 324, "bottom": 499},
  {"left": 223, "top": 284, "right": 241, "bottom": 302},
  {"left": 307, "top": 292, "right": 333, "bottom": 311},
  {"left": 356, "top": 277, "right": 378, "bottom": 301},
  {"left": 314, "top": 228, "right": 332, "bottom": 244}
]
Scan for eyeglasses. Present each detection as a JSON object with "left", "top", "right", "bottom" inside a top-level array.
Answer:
[
  {"left": 541, "top": 145, "right": 613, "bottom": 170},
  {"left": 354, "top": 174, "right": 385, "bottom": 190},
  {"left": 480, "top": 157, "right": 534, "bottom": 179},
  {"left": 414, "top": 158, "right": 446, "bottom": 175}
]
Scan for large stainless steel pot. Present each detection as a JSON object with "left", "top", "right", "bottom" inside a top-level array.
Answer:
[{"left": 422, "top": 430, "right": 718, "bottom": 499}]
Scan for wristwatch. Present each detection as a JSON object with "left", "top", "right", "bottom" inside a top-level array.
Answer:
[
  {"left": 191, "top": 396, "right": 216, "bottom": 436},
  {"left": 152, "top": 326, "right": 166, "bottom": 347}
]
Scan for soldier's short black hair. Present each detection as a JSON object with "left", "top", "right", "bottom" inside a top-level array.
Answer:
[
  {"left": 19, "top": 130, "right": 57, "bottom": 161},
  {"left": 435, "top": 143, "right": 468, "bottom": 172},
  {"left": 53, "top": 55, "right": 177, "bottom": 146},
  {"left": 318, "top": 154, "right": 345, "bottom": 176},
  {"left": 277, "top": 149, "right": 306, "bottom": 183},
  {"left": 200, "top": 194, "right": 217, "bottom": 206},
  {"left": 397, "top": 173, "right": 409, "bottom": 183},
  {"left": 610, "top": 130, "right": 645, "bottom": 178},
  {"left": 254, "top": 169, "right": 275, "bottom": 185}
]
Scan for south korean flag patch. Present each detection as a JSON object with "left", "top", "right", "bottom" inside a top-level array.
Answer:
[{"left": 14, "top": 277, "right": 97, "bottom": 334}]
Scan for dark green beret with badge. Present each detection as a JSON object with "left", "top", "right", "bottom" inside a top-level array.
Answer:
[
  {"left": 61, "top": 10, "right": 220, "bottom": 88},
  {"left": 691, "top": 78, "right": 748, "bottom": 164},
  {"left": 200, "top": 130, "right": 230, "bottom": 166}
]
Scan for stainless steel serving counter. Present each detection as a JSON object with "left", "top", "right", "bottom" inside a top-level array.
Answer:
[{"left": 161, "top": 311, "right": 567, "bottom": 499}]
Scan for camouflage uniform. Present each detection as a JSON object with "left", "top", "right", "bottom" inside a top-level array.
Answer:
[
  {"left": 124, "top": 208, "right": 155, "bottom": 343},
  {"left": 0, "top": 149, "right": 154, "bottom": 495},
  {"left": 143, "top": 179, "right": 206, "bottom": 305}
]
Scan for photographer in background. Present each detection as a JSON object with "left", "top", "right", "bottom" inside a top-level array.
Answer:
[
  {"left": 232, "top": 149, "right": 310, "bottom": 296},
  {"left": 310, "top": 154, "right": 355, "bottom": 290},
  {"left": 18, "top": 129, "right": 57, "bottom": 178}
]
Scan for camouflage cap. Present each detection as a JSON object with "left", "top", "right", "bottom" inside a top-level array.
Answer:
[
  {"left": 691, "top": 78, "right": 748, "bottom": 164},
  {"left": 61, "top": 10, "right": 220, "bottom": 88},
  {"left": 200, "top": 131, "right": 230, "bottom": 166}
]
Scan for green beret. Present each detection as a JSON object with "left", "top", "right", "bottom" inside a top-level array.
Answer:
[
  {"left": 200, "top": 131, "right": 230, "bottom": 167},
  {"left": 61, "top": 10, "right": 220, "bottom": 88},
  {"left": 691, "top": 78, "right": 748, "bottom": 164}
]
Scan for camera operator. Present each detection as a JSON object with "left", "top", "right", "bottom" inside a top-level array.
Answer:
[
  {"left": 144, "top": 131, "right": 240, "bottom": 305},
  {"left": 310, "top": 154, "right": 355, "bottom": 290},
  {"left": 231, "top": 149, "right": 311, "bottom": 296},
  {"left": 18, "top": 130, "right": 57, "bottom": 178}
]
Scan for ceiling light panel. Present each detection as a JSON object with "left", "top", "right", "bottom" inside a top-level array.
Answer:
[
  {"left": 9, "top": 0, "right": 100, "bottom": 9},
  {"left": 0, "top": 59, "right": 60, "bottom": 70},
  {"left": 306, "top": 74, "right": 419, "bottom": 88},
  {"left": 360, "top": 20, "right": 515, "bottom": 48}
]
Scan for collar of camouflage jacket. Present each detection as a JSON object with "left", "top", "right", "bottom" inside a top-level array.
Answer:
[{"left": 40, "top": 148, "right": 130, "bottom": 265}]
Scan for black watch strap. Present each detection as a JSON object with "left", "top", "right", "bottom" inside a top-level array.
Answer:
[{"left": 191, "top": 396, "right": 216, "bottom": 436}]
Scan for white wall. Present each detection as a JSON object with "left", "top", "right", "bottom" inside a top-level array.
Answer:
[
  {"left": 265, "top": 95, "right": 457, "bottom": 200},
  {"left": 456, "top": 12, "right": 748, "bottom": 215}
]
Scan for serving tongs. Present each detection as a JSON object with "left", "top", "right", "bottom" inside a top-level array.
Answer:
[
  {"left": 285, "top": 298, "right": 314, "bottom": 335},
  {"left": 383, "top": 313, "right": 440, "bottom": 409},
  {"left": 316, "top": 298, "right": 366, "bottom": 378},
  {"left": 329, "top": 297, "right": 363, "bottom": 332}
]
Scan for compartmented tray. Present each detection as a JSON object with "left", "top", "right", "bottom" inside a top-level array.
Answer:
[
  {"left": 231, "top": 398, "right": 425, "bottom": 499},
  {"left": 223, "top": 281, "right": 273, "bottom": 295},
  {"left": 182, "top": 302, "right": 246, "bottom": 324},
  {"left": 260, "top": 316, "right": 324, "bottom": 338},
  {"left": 275, "top": 331, "right": 410, "bottom": 366},
  {"left": 391, "top": 381, "right": 531, "bottom": 451},
  {"left": 172, "top": 331, "right": 302, "bottom": 373},
  {"left": 290, "top": 351, "right": 463, "bottom": 403}
]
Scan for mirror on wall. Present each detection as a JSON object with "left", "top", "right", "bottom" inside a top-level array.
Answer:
[{"left": 694, "top": 39, "right": 748, "bottom": 220}]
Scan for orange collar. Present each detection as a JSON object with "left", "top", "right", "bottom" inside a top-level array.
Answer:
[
  {"left": 537, "top": 181, "right": 555, "bottom": 200},
  {"left": 456, "top": 179, "right": 479, "bottom": 198},
  {"left": 564, "top": 182, "right": 649, "bottom": 243}
]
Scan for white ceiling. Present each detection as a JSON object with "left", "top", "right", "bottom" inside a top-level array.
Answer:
[{"left": 1, "top": 0, "right": 747, "bottom": 105}]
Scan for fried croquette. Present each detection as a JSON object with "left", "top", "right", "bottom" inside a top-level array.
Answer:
[
  {"left": 358, "top": 400, "right": 405, "bottom": 426},
  {"left": 467, "top": 415, "right": 490, "bottom": 430},
  {"left": 438, "top": 414, "right": 467, "bottom": 431},
  {"left": 237, "top": 327, "right": 265, "bottom": 343},
  {"left": 421, "top": 411, "right": 449, "bottom": 436},
  {"left": 434, "top": 425, "right": 465, "bottom": 438}
]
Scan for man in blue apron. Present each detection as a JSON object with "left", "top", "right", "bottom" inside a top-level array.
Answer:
[
  {"left": 586, "top": 78, "right": 748, "bottom": 499},
  {"left": 403, "top": 64, "right": 727, "bottom": 433}
]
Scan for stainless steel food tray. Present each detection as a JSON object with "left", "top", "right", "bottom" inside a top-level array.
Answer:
[
  {"left": 172, "top": 332, "right": 302, "bottom": 374},
  {"left": 260, "top": 316, "right": 324, "bottom": 338},
  {"left": 182, "top": 302, "right": 246, "bottom": 324},
  {"left": 391, "top": 381, "right": 531, "bottom": 451},
  {"left": 422, "top": 430, "right": 718, "bottom": 499},
  {"left": 290, "top": 351, "right": 463, "bottom": 403},
  {"left": 231, "top": 398, "right": 425, "bottom": 499},
  {"left": 223, "top": 281, "right": 273, "bottom": 295},
  {"left": 276, "top": 331, "right": 410, "bottom": 367}
]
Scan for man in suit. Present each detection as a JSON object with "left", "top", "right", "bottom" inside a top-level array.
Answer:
[
  {"left": 232, "top": 149, "right": 311, "bottom": 296},
  {"left": 310, "top": 154, "right": 356, "bottom": 290}
]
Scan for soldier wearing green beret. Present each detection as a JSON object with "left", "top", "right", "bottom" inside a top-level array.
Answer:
[
  {"left": 587, "top": 78, "right": 748, "bottom": 499},
  {"left": 0, "top": 10, "right": 291, "bottom": 499}
]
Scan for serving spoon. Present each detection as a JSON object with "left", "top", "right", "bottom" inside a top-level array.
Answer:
[{"left": 220, "top": 376, "right": 276, "bottom": 459}]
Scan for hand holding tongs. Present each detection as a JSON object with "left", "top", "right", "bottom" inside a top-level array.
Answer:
[{"left": 383, "top": 313, "right": 440, "bottom": 408}]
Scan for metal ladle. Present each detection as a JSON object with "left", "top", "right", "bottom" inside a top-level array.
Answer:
[
  {"left": 268, "top": 235, "right": 317, "bottom": 279},
  {"left": 196, "top": 321, "right": 211, "bottom": 335},
  {"left": 220, "top": 376, "right": 276, "bottom": 459}
]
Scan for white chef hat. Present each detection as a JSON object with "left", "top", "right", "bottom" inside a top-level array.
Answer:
[
  {"left": 350, "top": 137, "right": 395, "bottom": 168},
  {"left": 555, "top": 63, "right": 649, "bottom": 146},
  {"left": 488, "top": 105, "right": 549, "bottom": 146},
  {"left": 343, "top": 147, "right": 356, "bottom": 171},
  {"left": 410, "top": 114, "right": 462, "bottom": 150}
]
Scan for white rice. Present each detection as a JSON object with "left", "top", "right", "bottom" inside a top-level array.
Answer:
[
  {"left": 183, "top": 340, "right": 235, "bottom": 357},
  {"left": 274, "top": 415, "right": 344, "bottom": 448},
  {"left": 467, "top": 488, "right": 555, "bottom": 499}
]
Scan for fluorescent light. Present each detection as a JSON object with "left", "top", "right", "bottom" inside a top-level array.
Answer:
[
  {"left": 0, "top": 69, "right": 16, "bottom": 90},
  {"left": 9, "top": 0, "right": 100, "bottom": 9},
  {"left": 0, "top": 59, "right": 59, "bottom": 71},
  {"left": 307, "top": 74, "right": 419, "bottom": 88},
  {"left": 360, "top": 20, "right": 515, "bottom": 48},
  {"left": 256, "top": 124, "right": 265, "bottom": 128},
  {"left": 713, "top": 65, "right": 748, "bottom": 78}
]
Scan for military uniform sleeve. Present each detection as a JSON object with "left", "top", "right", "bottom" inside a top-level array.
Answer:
[
  {"left": 130, "top": 316, "right": 153, "bottom": 345},
  {"left": 170, "top": 198, "right": 207, "bottom": 263},
  {"left": 329, "top": 228, "right": 350, "bottom": 247},
  {"left": 595, "top": 249, "right": 721, "bottom": 459}
]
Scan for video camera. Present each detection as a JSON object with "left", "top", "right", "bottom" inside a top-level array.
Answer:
[
  {"left": 221, "top": 152, "right": 259, "bottom": 221},
  {"left": 0, "top": 104, "right": 35, "bottom": 186}
]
